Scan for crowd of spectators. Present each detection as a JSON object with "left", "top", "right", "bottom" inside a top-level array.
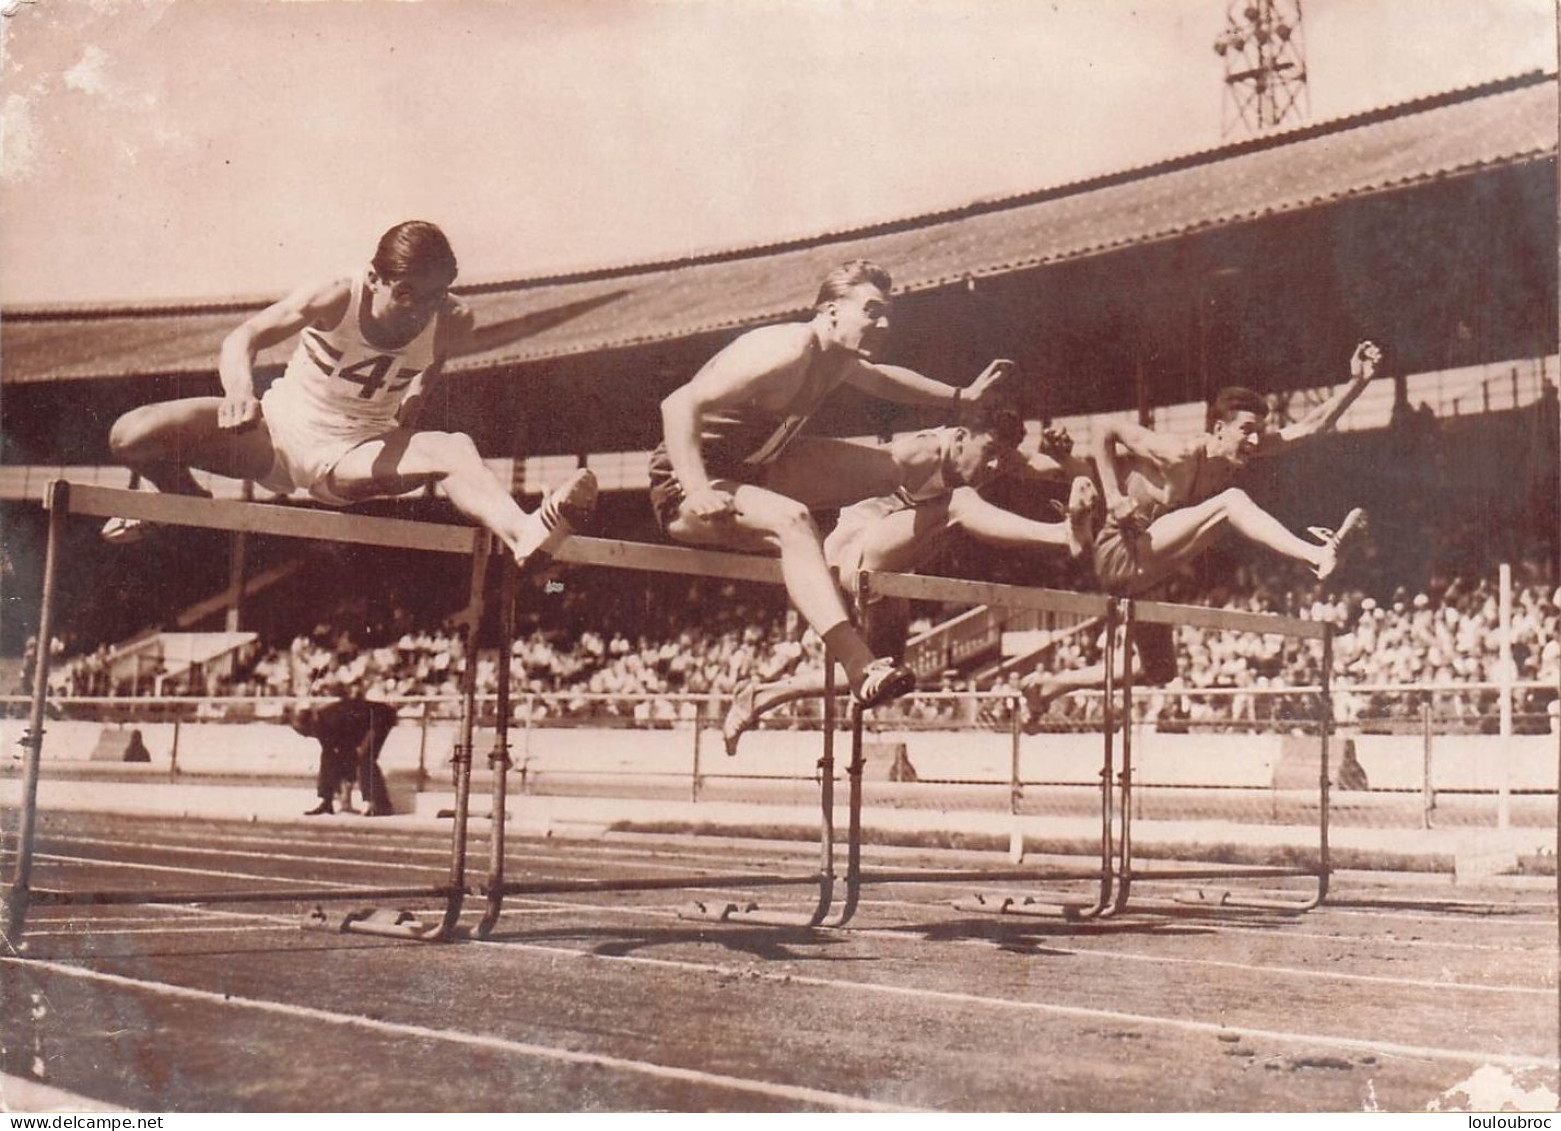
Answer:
[
  {"left": 37, "top": 552, "right": 1559, "bottom": 734},
  {"left": 1028, "top": 563, "right": 1559, "bottom": 734}
]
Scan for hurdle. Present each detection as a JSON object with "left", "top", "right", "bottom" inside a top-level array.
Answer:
[
  {"left": 864, "top": 572, "right": 1120, "bottom": 921},
  {"left": 1115, "top": 596, "right": 1334, "bottom": 915},
  {"left": 481, "top": 531, "right": 852, "bottom": 929},
  {"left": 3, "top": 481, "right": 489, "bottom": 945},
  {"left": 857, "top": 576, "right": 1336, "bottom": 920},
  {"left": 468, "top": 533, "right": 1131, "bottom": 930}
]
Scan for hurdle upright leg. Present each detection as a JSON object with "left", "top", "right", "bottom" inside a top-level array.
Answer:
[
  {"left": 3, "top": 480, "right": 70, "bottom": 949},
  {"left": 1123, "top": 597, "right": 1332, "bottom": 915},
  {"left": 822, "top": 700, "right": 867, "bottom": 928},
  {"left": 1313, "top": 626, "right": 1334, "bottom": 905},
  {"left": 477, "top": 554, "right": 517, "bottom": 938},
  {"left": 1107, "top": 600, "right": 1137, "bottom": 916},
  {"left": 435, "top": 531, "right": 494, "bottom": 939}
]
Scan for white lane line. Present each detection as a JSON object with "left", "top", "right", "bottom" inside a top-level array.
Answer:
[
  {"left": 1195, "top": 919, "right": 1554, "bottom": 956},
  {"left": 38, "top": 831, "right": 795, "bottom": 881},
  {"left": 25, "top": 925, "right": 296, "bottom": 938},
  {"left": 482, "top": 894, "right": 1555, "bottom": 996},
  {"left": 0, "top": 957, "right": 920, "bottom": 1114},
  {"left": 1317, "top": 906, "right": 1555, "bottom": 928},
  {"left": 471, "top": 938, "right": 1554, "bottom": 1070},
  {"left": 27, "top": 910, "right": 267, "bottom": 927},
  {"left": 881, "top": 929, "right": 1554, "bottom": 997},
  {"left": 41, "top": 899, "right": 1547, "bottom": 1067},
  {"left": 33, "top": 853, "right": 388, "bottom": 891},
  {"left": 32, "top": 846, "right": 812, "bottom": 906},
  {"left": 0, "top": 1071, "right": 128, "bottom": 1113},
  {"left": 44, "top": 835, "right": 436, "bottom": 875},
  {"left": 29, "top": 905, "right": 309, "bottom": 929}
]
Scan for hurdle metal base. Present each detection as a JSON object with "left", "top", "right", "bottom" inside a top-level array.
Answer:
[
  {"left": 1170, "top": 886, "right": 1324, "bottom": 913},
  {"left": 953, "top": 890, "right": 1099, "bottom": 919},
  {"left": 304, "top": 905, "right": 444, "bottom": 941},
  {"left": 678, "top": 899, "right": 834, "bottom": 928}
]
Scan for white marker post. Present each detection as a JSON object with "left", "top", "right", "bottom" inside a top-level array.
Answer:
[{"left": 1498, "top": 562, "right": 1513, "bottom": 830}]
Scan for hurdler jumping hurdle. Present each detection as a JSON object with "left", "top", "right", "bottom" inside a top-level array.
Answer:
[
  {"left": 3, "top": 480, "right": 495, "bottom": 946},
  {"left": 6, "top": 480, "right": 1334, "bottom": 948},
  {"left": 6, "top": 480, "right": 971, "bottom": 943},
  {"left": 943, "top": 590, "right": 1336, "bottom": 921}
]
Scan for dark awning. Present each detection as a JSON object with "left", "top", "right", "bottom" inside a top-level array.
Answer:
[{"left": 3, "top": 72, "right": 1553, "bottom": 386}]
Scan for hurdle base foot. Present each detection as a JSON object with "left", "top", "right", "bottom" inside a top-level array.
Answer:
[
  {"left": 955, "top": 890, "right": 1093, "bottom": 920},
  {"left": 1171, "top": 888, "right": 1316, "bottom": 913},
  {"left": 677, "top": 900, "right": 827, "bottom": 927},
  {"left": 677, "top": 900, "right": 759, "bottom": 923},
  {"left": 303, "top": 905, "right": 443, "bottom": 940}
]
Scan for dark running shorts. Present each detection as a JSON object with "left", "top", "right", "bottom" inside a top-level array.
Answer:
[
  {"left": 1128, "top": 621, "right": 1177, "bottom": 685},
  {"left": 1094, "top": 518, "right": 1165, "bottom": 596},
  {"left": 1093, "top": 519, "right": 1178, "bottom": 685},
  {"left": 647, "top": 443, "right": 766, "bottom": 532}
]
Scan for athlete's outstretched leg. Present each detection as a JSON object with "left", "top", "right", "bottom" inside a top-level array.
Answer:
[
  {"left": 1139, "top": 488, "right": 1356, "bottom": 576},
  {"left": 724, "top": 500, "right": 943, "bottom": 753},
  {"left": 949, "top": 476, "right": 1097, "bottom": 556},
  {"left": 1020, "top": 622, "right": 1177, "bottom": 733},
  {"left": 104, "top": 398, "right": 279, "bottom": 541},
  {"left": 110, "top": 398, "right": 278, "bottom": 492},
  {"left": 668, "top": 484, "right": 912, "bottom": 707},
  {"left": 327, "top": 429, "right": 596, "bottom": 567}
]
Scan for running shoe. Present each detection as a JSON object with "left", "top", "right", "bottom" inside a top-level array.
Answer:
[
  {"left": 853, "top": 657, "right": 916, "bottom": 709},
  {"left": 721, "top": 680, "right": 760, "bottom": 757},
  {"left": 1308, "top": 507, "right": 1365, "bottom": 582},
  {"left": 100, "top": 515, "right": 150, "bottom": 544},
  {"left": 1019, "top": 671, "right": 1061, "bottom": 735},
  {"left": 514, "top": 468, "right": 598, "bottom": 568}
]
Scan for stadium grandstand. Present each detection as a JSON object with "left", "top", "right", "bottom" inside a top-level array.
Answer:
[{"left": 3, "top": 70, "right": 1556, "bottom": 734}]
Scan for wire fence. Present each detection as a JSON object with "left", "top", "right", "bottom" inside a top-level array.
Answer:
[{"left": 4, "top": 679, "right": 1556, "bottom": 832}]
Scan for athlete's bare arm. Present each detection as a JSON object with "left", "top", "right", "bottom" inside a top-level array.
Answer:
[
  {"left": 396, "top": 300, "right": 473, "bottom": 430},
  {"left": 1002, "top": 427, "right": 1095, "bottom": 483},
  {"left": 1259, "top": 340, "right": 1382, "bottom": 455},
  {"left": 218, "top": 277, "right": 350, "bottom": 431},
  {"left": 844, "top": 357, "right": 1013, "bottom": 418},
  {"left": 1095, "top": 419, "right": 1197, "bottom": 526},
  {"left": 659, "top": 324, "right": 817, "bottom": 520}
]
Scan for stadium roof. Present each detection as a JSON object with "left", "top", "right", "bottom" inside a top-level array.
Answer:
[{"left": 3, "top": 71, "right": 1555, "bottom": 386}]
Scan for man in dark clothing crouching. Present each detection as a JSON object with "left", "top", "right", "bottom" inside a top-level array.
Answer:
[{"left": 292, "top": 695, "right": 399, "bottom": 817}]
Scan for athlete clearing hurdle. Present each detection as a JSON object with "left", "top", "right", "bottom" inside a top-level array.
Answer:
[
  {"left": 721, "top": 408, "right": 1099, "bottom": 753},
  {"left": 653, "top": 260, "right": 1012, "bottom": 709},
  {"left": 1020, "top": 340, "right": 1382, "bottom": 728},
  {"left": 105, "top": 221, "right": 596, "bottom": 566}
]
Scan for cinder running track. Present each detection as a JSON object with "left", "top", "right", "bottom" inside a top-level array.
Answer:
[{"left": 2, "top": 812, "right": 1555, "bottom": 1112}]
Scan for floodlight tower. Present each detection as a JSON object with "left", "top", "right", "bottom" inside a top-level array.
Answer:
[{"left": 1213, "top": 0, "right": 1309, "bottom": 137}]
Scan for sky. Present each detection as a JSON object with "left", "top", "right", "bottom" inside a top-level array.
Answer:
[{"left": 0, "top": 0, "right": 1554, "bottom": 305}]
